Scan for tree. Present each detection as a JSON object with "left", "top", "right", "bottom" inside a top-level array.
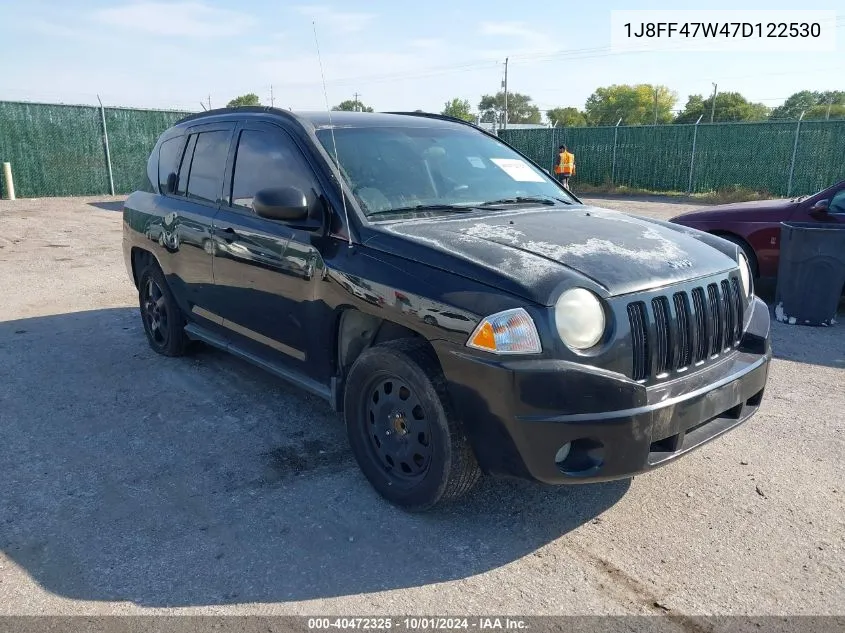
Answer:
[
  {"left": 584, "top": 84, "right": 676, "bottom": 126},
  {"left": 441, "top": 98, "right": 474, "bottom": 122},
  {"left": 332, "top": 99, "right": 373, "bottom": 112},
  {"left": 227, "top": 93, "right": 261, "bottom": 108},
  {"left": 770, "top": 90, "right": 845, "bottom": 120},
  {"left": 674, "top": 92, "right": 769, "bottom": 123},
  {"left": 478, "top": 91, "right": 542, "bottom": 124},
  {"left": 546, "top": 107, "right": 587, "bottom": 127},
  {"left": 805, "top": 104, "right": 845, "bottom": 121}
]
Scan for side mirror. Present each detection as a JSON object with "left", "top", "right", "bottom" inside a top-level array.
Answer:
[
  {"left": 811, "top": 199, "right": 829, "bottom": 213},
  {"left": 165, "top": 172, "right": 177, "bottom": 194},
  {"left": 253, "top": 186, "right": 309, "bottom": 222}
]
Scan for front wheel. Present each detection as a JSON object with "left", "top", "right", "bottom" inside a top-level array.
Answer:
[{"left": 343, "top": 339, "right": 481, "bottom": 511}]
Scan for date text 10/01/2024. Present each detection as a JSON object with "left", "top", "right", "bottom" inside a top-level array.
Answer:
[
  {"left": 307, "top": 618, "right": 529, "bottom": 630},
  {"left": 623, "top": 22, "right": 822, "bottom": 38}
]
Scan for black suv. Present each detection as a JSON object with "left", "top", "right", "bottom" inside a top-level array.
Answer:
[{"left": 123, "top": 107, "right": 772, "bottom": 511}]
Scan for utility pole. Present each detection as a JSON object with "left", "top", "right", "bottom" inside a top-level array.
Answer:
[
  {"left": 826, "top": 95, "right": 832, "bottom": 120},
  {"left": 270, "top": 85, "right": 275, "bottom": 107},
  {"left": 709, "top": 83, "right": 717, "bottom": 123},
  {"left": 502, "top": 57, "right": 509, "bottom": 130},
  {"left": 353, "top": 92, "right": 361, "bottom": 112},
  {"left": 208, "top": 94, "right": 212, "bottom": 110}
]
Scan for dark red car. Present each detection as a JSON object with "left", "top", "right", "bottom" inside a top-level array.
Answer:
[{"left": 670, "top": 180, "right": 845, "bottom": 280}]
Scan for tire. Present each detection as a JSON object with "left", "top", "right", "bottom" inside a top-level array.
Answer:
[
  {"left": 138, "top": 262, "right": 189, "bottom": 357},
  {"left": 343, "top": 338, "right": 481, "bottom": 511},
  {"left": 422, "top": 315, "right": 437, "bottom": 326},
  {"left": 718, "top": 233, "right": 759, "bottom": 279}
]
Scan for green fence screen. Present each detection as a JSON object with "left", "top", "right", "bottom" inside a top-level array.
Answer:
[
  {"left": 0, "top": 101, "right": 191, "bottom": 198},
  {"left": 500, "top": 119, "right": 845, "bottom": 197},
  {"left": 1, "top": 100, "right": 843, "bottom": 199}
]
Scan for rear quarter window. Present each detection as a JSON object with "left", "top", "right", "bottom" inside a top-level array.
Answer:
[{"left": 158, "top": 136, "right": 185, "bottom": 193}]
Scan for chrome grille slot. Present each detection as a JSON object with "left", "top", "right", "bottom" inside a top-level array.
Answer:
[
  {"left": 627, "top": 301, "right": 650, "bottom": 382},
  {"left": 651, "top": 296, "right": 672, "bottom": 376}
]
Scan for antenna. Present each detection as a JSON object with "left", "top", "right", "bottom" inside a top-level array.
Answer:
[{"left": 313, "top": 20, "right": 353, "bottom": 248}]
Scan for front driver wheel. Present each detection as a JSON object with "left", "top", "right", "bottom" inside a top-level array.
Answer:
[{"left": 343, "top": 338, "right": 481, "bottom": 511}]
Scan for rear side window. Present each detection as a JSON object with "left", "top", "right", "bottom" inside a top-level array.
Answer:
[
  {"left": 186, "top": 131, "right": 231, "bottom": 204},
  {"left": 230, "top": 129, "right": 319, "bottom": 211},
  {"left": 158, "top": 136, "right": 184, "bottom": 193},
  {"left": 175, "top": 134, "right": 197, "bottom": 196}
]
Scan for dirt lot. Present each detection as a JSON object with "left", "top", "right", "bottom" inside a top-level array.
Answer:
[{"left": 0, "top": 195, "right": 842, "bottom": 616}]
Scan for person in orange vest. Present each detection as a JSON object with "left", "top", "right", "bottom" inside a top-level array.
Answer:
[{"left": 553, "top": 144, "right": 575, "bottom": 189}]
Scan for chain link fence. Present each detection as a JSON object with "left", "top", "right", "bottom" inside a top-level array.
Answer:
[
  {"left": 2, "top": 100, "right": 844, "bottom": 199},
  {"left": 0, "top": 101, "right": 192, "bottom": 198},
  {"left": 500, "top": 119, "right": 845, "bottom": 197}
]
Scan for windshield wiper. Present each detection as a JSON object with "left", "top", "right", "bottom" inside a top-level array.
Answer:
[
  {"left": 478, "top": 195, "right": 572, "bottom": 207},
  {"left": 368, "top": 203, "right": 476, "bottom": 217}
]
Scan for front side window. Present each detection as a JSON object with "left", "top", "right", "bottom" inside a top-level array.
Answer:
[
  {"left": 185, "top": 130, "right": 230, "bottom": 204},
  {"left": 230, "top": 129, "right": 319, "bottom": 211},
  {"left": 829, "top": 189, "right": 845, "bottom": 214},
  {"left": 315, "top": 125, "right": 576, "bottom": 217}
]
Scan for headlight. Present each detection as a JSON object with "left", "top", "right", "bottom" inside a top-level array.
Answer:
[
  {"left": 466, "top": 307, "right": 542, "bottom": 354},
  {"left": 738, "top": 253, "right": 752, "bottom": 297},
  {"left": 555, "top": 288, "right": 606, "bottom": 350}
]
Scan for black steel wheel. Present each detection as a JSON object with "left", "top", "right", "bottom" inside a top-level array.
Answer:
[
  {"left": 363, "top": 374, "right": 433, "bottom": 483},
  {"left": 138, "top": 263, "right": 189, "bottom": 357},
  {"left": 343, "top": 338, "right": 481, "bottom": 511}
]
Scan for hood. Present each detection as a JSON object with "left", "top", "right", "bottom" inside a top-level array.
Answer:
[
  {"left": 676, "top": 198, "right": 796, "bottom": 221},
  {"left": 364, "top": 205, "right": 739, "bottom": 305}
]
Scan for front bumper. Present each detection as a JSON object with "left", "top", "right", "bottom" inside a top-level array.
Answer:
[{"left": 435, "top": 295, "right": 772, "bottom": 484}]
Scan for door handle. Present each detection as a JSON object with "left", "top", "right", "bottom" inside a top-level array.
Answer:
[{"left": 216, "top": 226, "right": 237, "bottom": 242}]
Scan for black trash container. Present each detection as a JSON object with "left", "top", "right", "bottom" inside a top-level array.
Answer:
[{"left": 774, "top": 221, "right": 845, "bottom": 326}]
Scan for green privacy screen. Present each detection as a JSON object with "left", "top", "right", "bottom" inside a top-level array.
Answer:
[
  {"left": 1, "top": 100, "right": 843, "bottom": 199},
  {"left": 500, "top": 119, "right": 845, "bottom": 197},
  {"left": 0, "top": 101, "right": 191, "bottom": 198}
]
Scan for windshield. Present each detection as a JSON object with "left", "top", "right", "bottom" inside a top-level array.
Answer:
[{"left": 315, "top": 124, "right": 577, "bottom": 217}]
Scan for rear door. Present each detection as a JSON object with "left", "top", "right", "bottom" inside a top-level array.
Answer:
[{"left": 155, "top": 122, "right": 235, "bottom": 317}]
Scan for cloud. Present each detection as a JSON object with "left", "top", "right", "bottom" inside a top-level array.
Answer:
[
  {"left": 476, "top": 21, "right": 557, "bottom": 62},
  {"left": 293, "top": 5, "right": 376, "bottom": 34},
  {"left": 479, "top": 22, "right": 536, "bottom": 39},
  {"left": 93, "top": 2, "right": 256, "bottom": 37},
  {"left": 409, "top": 38, "right": 445, "bottom": 50}
]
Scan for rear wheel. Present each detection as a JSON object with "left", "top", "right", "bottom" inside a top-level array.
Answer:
[
  {"left": 138, "top": 263, "right": 189, "bottom": 357},
  {"left": 343, "top": 338, "right": 481, "bottom": 511}
]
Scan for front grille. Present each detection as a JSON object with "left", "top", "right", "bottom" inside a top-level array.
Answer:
[{"left": 628, "top": 276, "right": 745, "bottom": 381}]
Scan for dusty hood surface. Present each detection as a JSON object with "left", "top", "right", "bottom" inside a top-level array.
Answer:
[{"left": 366, "top": 205, "right": 739, "bottom": 303}]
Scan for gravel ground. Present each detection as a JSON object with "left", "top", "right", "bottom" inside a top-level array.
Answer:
[{"left": 0, "top": 195, "right": 842, "bottom": 616}]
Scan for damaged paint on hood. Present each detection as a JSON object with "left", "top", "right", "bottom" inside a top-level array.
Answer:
[{"left": 363, "top": 205, "right": 739, "bottom": 305}]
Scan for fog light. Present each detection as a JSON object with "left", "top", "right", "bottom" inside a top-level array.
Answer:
[{"left": 554, "top": 442, "right": 572, "bottom": 465}]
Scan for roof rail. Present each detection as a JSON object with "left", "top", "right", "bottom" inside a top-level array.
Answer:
[
  {"left": 383, "top": 111, "right": 489, "bottom": 133},
  {"left": 174, "top": 105, "right": 301, "bottom": 126}
]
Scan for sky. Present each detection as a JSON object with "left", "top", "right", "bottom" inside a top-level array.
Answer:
[{"left": 0, "top": 0, "right": 842, "bottom": 116}]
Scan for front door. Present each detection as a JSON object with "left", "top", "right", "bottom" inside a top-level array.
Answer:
[
  {"left": 793, "top": 181, "right": 845, "bottom": 226},
  {"left": 205, "top": 121, "right": 329, "bottom": 377}
]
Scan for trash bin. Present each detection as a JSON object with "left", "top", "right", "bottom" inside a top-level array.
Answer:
[{"left": 774, "top": 221, "right": 845, "bottom": 326}]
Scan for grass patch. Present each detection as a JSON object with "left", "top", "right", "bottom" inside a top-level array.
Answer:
[{"left": 573, "top": 182, "right": 774, "bottom": 205}]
